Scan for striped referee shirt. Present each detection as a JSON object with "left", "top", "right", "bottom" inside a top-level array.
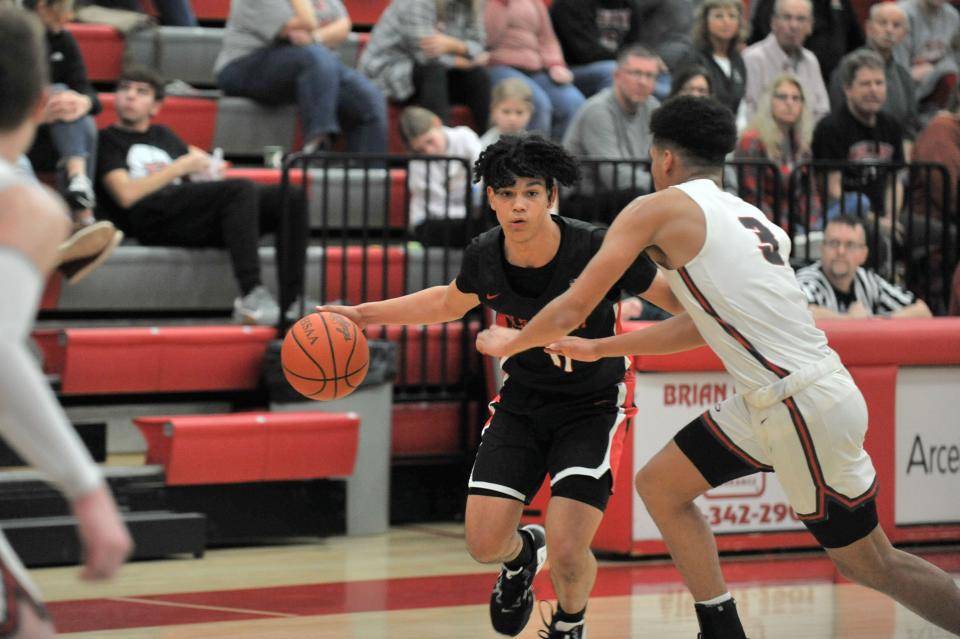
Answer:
[{"left": 795, "top": 261, "right": 915, "bottom": 315}]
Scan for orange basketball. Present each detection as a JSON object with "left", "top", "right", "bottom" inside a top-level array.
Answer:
[{"left": 281, "top": 312, "right": 369, "bottom": 400}]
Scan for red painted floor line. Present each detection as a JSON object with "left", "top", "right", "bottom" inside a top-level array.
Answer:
[{"left": 47, "top": 550, "right": 960, "bottom": 633}]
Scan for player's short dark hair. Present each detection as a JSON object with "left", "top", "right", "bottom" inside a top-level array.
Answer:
[
  {"left": 118, "top": 65, "right": 166, "bottom": 101},
  {"left": 474, "top": 134, "right": 580, "bottom": 194},
  {"left": 0, "top": 6, "right": 46, "bottom": 131},
  {"left": 649, "top": 95, "right": 737, "bottom": 166}
]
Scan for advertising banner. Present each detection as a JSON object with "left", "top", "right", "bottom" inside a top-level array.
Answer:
[{"left": 632, "top": 372, "right": 805, "bottom": 542}]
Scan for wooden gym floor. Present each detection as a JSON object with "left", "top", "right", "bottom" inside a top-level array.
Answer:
[{"left": 32, "top": 523, "right": 960, "bottom": 638}]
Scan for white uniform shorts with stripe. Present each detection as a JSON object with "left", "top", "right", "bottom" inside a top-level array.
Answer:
[{"left": 675, "top": 367, "right": 879, "bottom": 548}]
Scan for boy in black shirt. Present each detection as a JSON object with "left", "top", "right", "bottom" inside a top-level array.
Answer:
[
  {"left": 318, "top": 135, "right": 681, "bottom": 639},
  {"left": 96, "top": 66, "right": 308, "bottom": 325}
]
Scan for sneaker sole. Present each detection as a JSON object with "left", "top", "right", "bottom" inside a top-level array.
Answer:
[
  {"left": 57, "top": 221, "right": 116, "bottom": 265},
  {"left": 59, "top": 229, "right": 123, "bottom": 285}
]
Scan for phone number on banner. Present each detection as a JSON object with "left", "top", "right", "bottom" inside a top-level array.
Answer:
[{"left": 704, "top": 502, "right": 800, "bottom": 527}]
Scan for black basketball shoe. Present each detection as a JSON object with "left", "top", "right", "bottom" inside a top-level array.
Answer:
[{"left": 489, "top": 524, "right": 547, "bottom": 636}]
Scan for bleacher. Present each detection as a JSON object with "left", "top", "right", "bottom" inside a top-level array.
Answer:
[{"left": 17, "top": 0, "right": 960, "bottom": 565}]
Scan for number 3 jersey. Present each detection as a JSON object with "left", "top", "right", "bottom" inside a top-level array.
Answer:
[
  {"left": 456, "top": 215, "right": 657, "bottom": 398},
  {"left": 663, "top": 179, "right": 833, "bottom": 394}
]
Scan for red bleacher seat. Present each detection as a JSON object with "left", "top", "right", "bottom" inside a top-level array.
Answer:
[
  {"left": 66, "top": 23, "right": 124, "bottom": 83},
  {"left": 95, "top": 93, "right": 218, "bottom": 150},
  {"left": 347, "top": 0, "right": 391, "bottom": 27},
  {"left": 56, "top": 326, "right": 275, "bottom": 395},
  {"left": 392, "top": 401, "right": 464, "bottom": 457},
  {"left": 322, "top": 245, "right": 406, "bottom": 304},
  {"left": 133, "top": 411, "right": 360, "bottom": 485}
]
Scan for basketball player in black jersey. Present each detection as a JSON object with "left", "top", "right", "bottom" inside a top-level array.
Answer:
[{"left": 318, "top": 135, "right": 683, "bottom": 638}]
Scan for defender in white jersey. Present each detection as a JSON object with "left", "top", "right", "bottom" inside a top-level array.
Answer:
[
  {"left": 477, "top": 96, "right": 960, "bottom": 638},
  {"left": 0, "top": 8, "right": 131, "bottom": 638}
]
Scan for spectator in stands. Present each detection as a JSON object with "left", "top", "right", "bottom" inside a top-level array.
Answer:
[
  {"left": 736, "top": 74, "right": 820, "bottom": 227},
  {"left": 895, "top": 0, "right": 960, "bottom": 114},
  {"left": 548, "top": 0, "right": 639, "bottom": 98},
  {"left": 81, "top": 0, "right": 197, "bottom": 26},
  {"left": 743, "top": 0, "right": 831, "bottom": 122},
  {"left": 749, "top": 0, "right": 864, "bottom": 83},
  {"left": 399, "top": 106, "right": 482, "bottom": 247},
  {"left": 669, "top": 65, "right": 713, "bottom": 98},
  {"left": 24, "top": 0, "right": 101, "bottom": 226},
  {"left": 484, "top": 0, "right": 585, "bottom": 141},
  {"left": 912, "top": 84, "right": 960, "bottom": 220},
  {"left": 479, "top": 78, "right": 534, "bottom": 149},
  {"left": 95, "top": 67, "right": 310, "bottom": 325},
  {"left": 813, "top": 49, "right": 905, "bottom": 231},
  {"left": 359, "top": 0, "right": 490, "bottom": 132},
  {"left": 907, "top": 84, "right": 960, "bottom": 312},
  {"left": 0, "top": 9, "right": 131, "bottom": 636},
  {"left": 829, "top": 3, "right": 920, "bottom": 149},
  {"left": 630, "top": 0, "right": 695, "bottom": 96},
  {"left": 562, "top": 45, "right": 660, "bottom": 224},
  {"left": 682, "top": 0, "right": 747, "bottom": 122},
  {"left": 215, "top": 0, "right": 388, "bottom": 154},
  {"left": 796, "top": 214, "right": 932, "bottom": 317}
]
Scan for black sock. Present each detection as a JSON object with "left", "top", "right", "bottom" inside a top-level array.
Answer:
[
  {"left": 503, "top": 528, "right": 533, "bottom": 571},
  {"left": 695, "top": 598, "right": 746, "bottom": 639},
  {"left": 554, "top": 603, "right": 585, "bottom": 625}
]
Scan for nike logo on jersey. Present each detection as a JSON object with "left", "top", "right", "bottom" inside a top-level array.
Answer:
[{"left": 486, "top": 293, "right": 501, "bottom": 300}]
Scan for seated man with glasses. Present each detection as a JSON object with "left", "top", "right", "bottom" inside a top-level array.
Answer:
[
  {"left": 561, "top": 44, "right": 660, "bottom": 224},
  {"left": 743, "top": 0, "right": 831, "bottom": 122},
  {"left": 795, "top": 214, "right": 932, "bottom": 318}
]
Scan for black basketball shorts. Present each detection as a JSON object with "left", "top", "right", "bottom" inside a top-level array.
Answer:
[{"left": 468, "top": 383, "right": 633, "bottom": 512}]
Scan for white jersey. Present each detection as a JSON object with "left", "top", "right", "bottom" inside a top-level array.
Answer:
[{"left": 660, "top": 179, "right": 833, "bottom": 393}]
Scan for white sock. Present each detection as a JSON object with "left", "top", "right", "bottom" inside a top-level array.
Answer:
[{"left": 696, "top": 592, "right": 733, "bottom": 607}]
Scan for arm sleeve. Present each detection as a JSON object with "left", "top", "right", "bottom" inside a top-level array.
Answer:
[
  {"left": 95, "top": 129, "right": 128, "bottom": 178},
  {"left": 454, "top": 236, "right": 482, "bottom": 294},
  {"left": 549, "top": 1, "right": 608, "bottom": 65},
  {"left": 0, "top": 251, "right": 102, "bottom": 500}
]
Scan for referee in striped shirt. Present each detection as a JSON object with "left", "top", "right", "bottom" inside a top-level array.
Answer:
[{"left": 796, "top": 214, "right": 932, "bottom": 318}]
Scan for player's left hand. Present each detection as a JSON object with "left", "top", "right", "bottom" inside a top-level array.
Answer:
[
  {"left": 544, "top": 336, "right": 601, "bottom": 362},
  {"left": 476, "top": 325, "right": 519, "bottom": 357}
]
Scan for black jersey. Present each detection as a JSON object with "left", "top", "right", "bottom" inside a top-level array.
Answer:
[{"left": 456, "top": 215, "right": 657, "bottom": 396}]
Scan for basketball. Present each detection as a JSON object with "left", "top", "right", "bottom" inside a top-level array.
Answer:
[{"left": 281, "top": 312, "right": 369, "bottom": 401}]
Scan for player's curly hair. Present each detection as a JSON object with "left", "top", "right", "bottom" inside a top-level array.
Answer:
[
  {"left": 649, "top": 96, "right": 736, "bottom": 166},
  {"left": 473, "top": 134, "right": 580, "bottom": 194}
]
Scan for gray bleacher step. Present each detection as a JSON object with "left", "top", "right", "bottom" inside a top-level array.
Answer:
[{"left": 3, "top": 510, "right": 206, "bottom": 567}]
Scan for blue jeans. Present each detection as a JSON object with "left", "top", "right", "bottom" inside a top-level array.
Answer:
[
  {"left": 570, "top": 60, "right": 616, "bottom": 97},
  {"left": 29, "top": 84, "right": 97, "bottom": 180},
  {"left": 217, "top": 44, "right": 388, "bottom": 153},
  {"left": 487, "top": 65, "right": 585, "bottom": 141}
]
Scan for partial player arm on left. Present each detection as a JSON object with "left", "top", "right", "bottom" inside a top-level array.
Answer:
[{"left": 318, "top": 280, "right": 481, "bottom": 329}]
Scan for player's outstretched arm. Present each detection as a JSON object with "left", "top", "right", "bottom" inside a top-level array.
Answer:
[
  {"left": 477, "top": 193, "right": 670, "bottom": 358},
  {"left": 72, "top": 486, "right": 133, "bottom": 580},
  {"left": 545, "top": 312, "right": 705, "bottom": 361},
  {"left": 639, "top": 272, "right": 684, "bottom": 316},
  {"left": 317, "top": 280, "right": 480, "bottom": 329}
]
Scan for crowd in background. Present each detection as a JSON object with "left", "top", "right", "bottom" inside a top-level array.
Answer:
[{"left": 9, "top": 0, "right": 960, "bottom": 317}]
